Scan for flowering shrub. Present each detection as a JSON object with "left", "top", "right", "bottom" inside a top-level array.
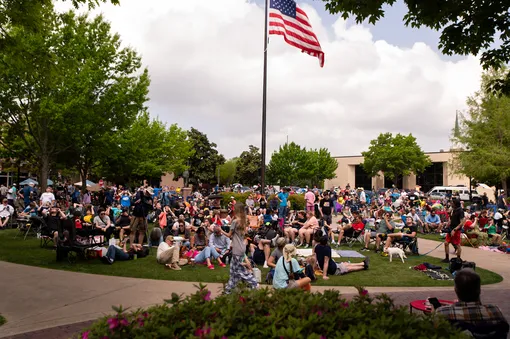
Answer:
[{"left": 79, "top": 285, "right": 464, "bottom": 338}]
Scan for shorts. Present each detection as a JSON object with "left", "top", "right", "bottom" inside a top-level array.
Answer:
[
  {"left": 306, "top": 204, "right": 314, "bottom": 212},
  {"left": 445, "top": 231, "right": 461, "bottom": 245},
  {"left": 322, "top": 214, "right": 332, "bottom": 225},
  {"left": 130, "top": 217, "right": 147, "bottom": 233},
  {"left": 287, "top": 280, "right": 299, "bottom": 289},
  {"left": 335, "top": 263, "right": 348, "bottom": 275}
]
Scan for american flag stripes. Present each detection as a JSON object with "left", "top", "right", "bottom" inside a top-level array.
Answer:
[{"left": 268, "top": 0, "right": 325, "bottom": 67}]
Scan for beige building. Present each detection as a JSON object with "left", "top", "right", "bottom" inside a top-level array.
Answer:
[{"left": 325, "top": 149, "right": 470, "bottom": 193}]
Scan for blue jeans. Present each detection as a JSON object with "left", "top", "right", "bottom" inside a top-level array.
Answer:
[
  {"left": 278, "top": 206, "right": 287, "bottom": 219},
  {"left": 106, "top": 245, "right": 129, "bottom": 263},
  {"left": 194, "top": 246, "right": 221, "bottom": 264}
]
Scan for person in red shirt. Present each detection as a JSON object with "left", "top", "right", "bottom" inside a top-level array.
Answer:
[
  {"left": 477, "top": 210, "right": 489, "bottom": 229},
  {"left": 337, "top": 216, "right": 365, "bottom": 244}
]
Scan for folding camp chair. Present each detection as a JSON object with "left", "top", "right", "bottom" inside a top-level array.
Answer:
[{"left": 14, "top": 218, "right": 37, "bottom": 240}]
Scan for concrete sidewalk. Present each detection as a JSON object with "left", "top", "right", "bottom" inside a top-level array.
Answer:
[{"left": 0, "top": 238, "right": 508, "bottom": 338}]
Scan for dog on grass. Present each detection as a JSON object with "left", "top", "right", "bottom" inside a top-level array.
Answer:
[{"left": 384, "top": 247, "right": 407, "bottom": 263}]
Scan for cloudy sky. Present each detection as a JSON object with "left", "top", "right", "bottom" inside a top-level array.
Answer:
[{"left": 56, "top": 0, "right": 483, "bottom": 159}]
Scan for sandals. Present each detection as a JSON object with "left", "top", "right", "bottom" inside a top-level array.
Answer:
[
  {"left": 208, "top": 265, "right": 215, "bottom": 270},
  {"left": 219, "top": 263, "right": 226, "bottom": 268}
]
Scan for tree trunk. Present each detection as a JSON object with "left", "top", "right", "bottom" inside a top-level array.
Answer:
[
  {"left": 80, "top": 167, "right": 89, "bottom": 194},
  {"left": 39, "top": 155, "right": 50, "bottom": 192}
]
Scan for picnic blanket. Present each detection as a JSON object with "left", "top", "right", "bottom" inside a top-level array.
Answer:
[
  {"left": 296, "top": 248, "right": 340, "bottom": 258},
  {"left": 336, "top": 250, "right": 365, "bottom": 258}
]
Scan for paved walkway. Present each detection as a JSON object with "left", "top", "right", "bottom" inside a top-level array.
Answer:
[{"left": 0, "top": 238, "right": 509, "bottom": 338}]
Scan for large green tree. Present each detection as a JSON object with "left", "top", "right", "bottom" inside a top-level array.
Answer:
[
  {"left": 186, "top": 128, "right": 225, "bottom": 185},
  {"left": 361, "top": 133, "right": 431, "bottom": 187},
  {"left": 56, "top": 11, "right": 150, "bottom": 191},
  {"left": 321, "top": 0, "right": 510, "bottom": 93},
  {"left": 218, "top": 158, "right": 238, "bottom": 187},
  {"left": 99, "top": 112, "right": 192, "bottom": 184},
  {"left": 235, "top": 145, "right": 261, "bottom": 186},
  {"left": 267, "top": 142, "right": 337, "bottom": 187},
  {"left": 452, "top": 68, "right": 510, "bottom": 192}
]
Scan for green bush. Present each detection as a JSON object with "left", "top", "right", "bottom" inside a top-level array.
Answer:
[
  {"left": 288, "top": 194, "right": 305, "bottom": 210},
  {"left": 0, "top": 314, "right": 5, "bottom": 327},
  {"left": 79, "top": 285, "right": 464, "bottom": 339}
]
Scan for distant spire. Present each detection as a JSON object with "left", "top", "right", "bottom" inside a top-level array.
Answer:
[{"left": 454, "top": 110, "right": 460, "bottom": 138}]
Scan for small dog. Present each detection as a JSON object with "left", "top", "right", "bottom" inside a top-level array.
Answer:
[{"left": 384, "top": 247, "right": 407, "bottom": 263}]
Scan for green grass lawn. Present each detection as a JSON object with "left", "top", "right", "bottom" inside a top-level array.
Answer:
[
  {"left": 417, "top": 233, "right": 445, "bottom": 242},
  {"left": 0, "top": 229, "right": 502, "bottom": 287}
]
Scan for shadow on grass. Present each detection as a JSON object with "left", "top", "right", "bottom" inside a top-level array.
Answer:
[{"left": 0, "top": 229, "right": 503, "bottom": 287}]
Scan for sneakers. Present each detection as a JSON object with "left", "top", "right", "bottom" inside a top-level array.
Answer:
[
  {"left": 101, "top": 256, "right": 113, "bottom": 265},
  {"left": 363, "top": 256, "right": 370, "bottom": 270},
  {"left": 360, "top": 247, "right": 370, "bottom": 252},
  {"left": 271, "top": 235, "right": 280, "bottom": 247},
  {"left": 263, "top": 261, "right": 269, "bottom": 269},
  {"left": 304, "top": 244, "right": 309, "bottom": 248},
  {"left": 171, "top": 263, "right": 182, "bottom": 271},
  {"left": 441, "top": 258, "right": 450, "bottom": 263}
]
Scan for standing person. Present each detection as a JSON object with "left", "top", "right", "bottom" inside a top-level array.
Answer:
[
  {"left": 277, "top": 188, "right": 289, "bottom": 219},
  {"left": 223, "top": 203, "right": 259, "bottom": 294},
  {"left": 21, "top": 184, "right": 33, "bottom": 208},
  {"left": 442, "top": 198, "right": 465, "bottom": 263},
  {"left": 7, "top": 184, "right": 16, "bottom": 207},
  {"left": 305, "top": 188, "right": 315, "bottom": 213},
  {"left": 319, "top": 191, "right": 333, "bottom": 226}
]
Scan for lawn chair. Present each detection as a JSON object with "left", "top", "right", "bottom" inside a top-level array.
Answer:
[
  {"left": 393, "top": 236, "right": 419, "bottom": 255},
  {"left": 14, "top": 218, "right": 36, "bottom": 240}
]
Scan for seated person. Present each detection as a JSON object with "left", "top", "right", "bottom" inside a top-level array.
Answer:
[
  {"left": 19, "top": 202, "right": 38, "bottom": 219},
  {"left": 463, "top": 214, "right": 488, "bottom": 246},
  {"left": 336, "top": 215, "right": 364, "bottom": 245},
  {"left": 436, "top": 269, "right": 508, "bottom": 337},
  {"left": 192, "top": 227, "right": 226, "bottom": 269},
  {"left": 0, "top": 198, "right": 14, "bottom": 229},
  {"left": 298, "top": 211, "right": 319, "bottom": 248},
  {"left": 314, "top": 236, "right": 369, "bottom": 280},
  {"left": 273, "top": 244, "right": 311, "bottom": 290},
  {"left": 285, "top": 211, "right": 306, "bottom": 244},
  {"left": 172, "top": 218, "right": 192, "bottom": 248},
  {"left": 361, "top": 211, "right": 395, "bottom": 252},
  {"left": 156, "top": 235, "right": 181, "bottom": 270},
  {"left": 209, "top": 225, "right": 231, "bottom": 259},
  {"left": 94, "top": 207, "right": 114, "bottom": 240},
  {"left": 425, "top": 210, "right": 443, "bottom": 233},
  {"left": 82, "top": 205, "right": 95, "bottom": 226},
  {"left": 44, "top": 206, "right": 66, "bottom": 246},
  {"left": 115, "top": 208, "right": 132, "bottom": 240},
  {"left": 101, "top": 239, "right": 146, "bottom": 264},
  {"left": 484, "top": 218, "right": 502, "bottom": 245},
  {"left": 384, "top": 215, "right": 417, "bottom": 250}
]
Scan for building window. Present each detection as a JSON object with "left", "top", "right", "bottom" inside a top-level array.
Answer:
[
  {"left": 355, "top": 165, "right": 372, "bottom": 191},
  {"left": 416, "top": 162, "right": 444, "bottom": 193}
]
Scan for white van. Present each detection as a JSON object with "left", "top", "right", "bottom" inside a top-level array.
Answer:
[{"left": 427, "top": 186, "right": 475, "bottom": 201}]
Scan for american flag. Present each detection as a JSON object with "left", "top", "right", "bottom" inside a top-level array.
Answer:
[{"left": 269, "top": 0, "right": 324, "bottom": 67}]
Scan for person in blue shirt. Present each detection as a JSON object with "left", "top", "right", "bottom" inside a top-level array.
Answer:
[
  {"left": 22, "top": 184, "right": 33, "bottom": 207},
  {"left": 120, "top": 191, "right": 132, "bottom": 209},
  {"left": 277, "top": 188, "right": 289, "bottom": 219},
  {"left": 425, "top": 210, "right": 442, "bottom": 233}
]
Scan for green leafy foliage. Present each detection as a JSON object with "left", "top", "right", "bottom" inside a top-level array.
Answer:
[
  {"left": 187, "top": 128, "right": 225, "bottom": 185},
  {"left": 235, "top": 145, "right": 261, "bottom": 185},
  {"left": 452, "top": 68, "right": 510, "bottom": 191},
  {"left": 267, "top": 143, "right": 337, "bottom": 187},
  {"left": 53, "top": 11, "right": 150, "bottom": 190},
  {"left": 218, "top": 158, "right": 238, "bottom": 186},
  {"left": 99, "top": 112, "right": 193, "bottom": 184},
  {"left": 219, "top": 192, "right": 252, "bottom": 208},
  {"left": 79, "top": 285, "right": 465, "bottom": 339},
  {"left": 320, "top": 0, "right": 510, "bottom": 94},
  {"left": 0, "top": 314, "right": 5, "bottom": 327},
  {"left": 362, "top": 133, "right": 431, "bottom": 187}
]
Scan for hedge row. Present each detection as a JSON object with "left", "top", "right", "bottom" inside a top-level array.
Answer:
[{"left": 79, "top": 285, "right": 463, "bottom": 339}]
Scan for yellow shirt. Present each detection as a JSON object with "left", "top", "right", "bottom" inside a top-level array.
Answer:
[{"left": 84, "top": 215, "right": 92, "bottom": 223}]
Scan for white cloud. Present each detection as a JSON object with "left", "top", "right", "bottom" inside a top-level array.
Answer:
[{"left": 55, "top": 0, "right": 482, "bottom": 158}]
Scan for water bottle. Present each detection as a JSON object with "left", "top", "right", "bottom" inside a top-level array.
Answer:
[
  {"left": 225, "top": 256, "right": 230, "bottom": 265},
  {"left": 253, "top": 267, "right": 262, "bottom": 283}
]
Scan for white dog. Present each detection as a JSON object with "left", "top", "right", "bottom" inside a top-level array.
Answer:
[{"left": 384, "top": 247, "right": 407, "bottom": 263}]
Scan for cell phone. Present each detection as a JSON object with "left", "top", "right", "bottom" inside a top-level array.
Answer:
[{"left": 428, "top": 297, "right": 442, "bottom": 310}]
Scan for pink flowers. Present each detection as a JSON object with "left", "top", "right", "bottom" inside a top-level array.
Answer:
[
  {"left": 203, "top": 290, "right": 211, "bottom": 301},
  {"left": 316, "top": 310, "right": 323, "bottom": 316},
  {"left": 81, "top": 331, "right": 90, "bottom": 339},
  {"left": 194, "top": 326, "right": 212, "bottom": 337},
  {"left": 107, "top": 318, "right": 119, "bottom": 330},
  {"left": 361, "top": 289, "right": 368, "bottom": 296},
  {"left": 342, "top": 302, "right": 349, "bottom": 308},
  {"left": 239, "top": 296, "right": 246, "bottom": 304}
]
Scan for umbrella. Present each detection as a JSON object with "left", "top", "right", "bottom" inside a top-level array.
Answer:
[
  {"left": 19, "top": 178, "right": 38, "bottom": 186},
  {"left": 477, "top": 183, "right": 491, "bottom": 189},
  {"left": 74, "top": 180, "right": 96, "bottom": 187}
]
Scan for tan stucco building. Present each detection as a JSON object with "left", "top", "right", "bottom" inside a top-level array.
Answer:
[{"left": 325, "top": 149, "right": 470, "bottom": 193}]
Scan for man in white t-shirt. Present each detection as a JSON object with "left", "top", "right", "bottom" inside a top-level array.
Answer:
[
  {"left": 40, "top": 187, "right": 56, "bottom": 206},
  {"left": 156, "top": 235, "right": 181, "bottom": 270}
]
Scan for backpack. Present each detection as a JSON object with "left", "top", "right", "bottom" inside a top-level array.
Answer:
[{"left": 449, "top": 257, "right": 463, "bottom": 273}]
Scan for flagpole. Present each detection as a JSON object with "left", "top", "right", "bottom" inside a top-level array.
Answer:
[{"left": 261, "top": 0, "right": 269, "bottom": 195}]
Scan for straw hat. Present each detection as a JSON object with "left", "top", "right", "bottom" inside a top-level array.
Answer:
[{"left": 283, "top": 244, "right": 297, "bottom": 262}]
